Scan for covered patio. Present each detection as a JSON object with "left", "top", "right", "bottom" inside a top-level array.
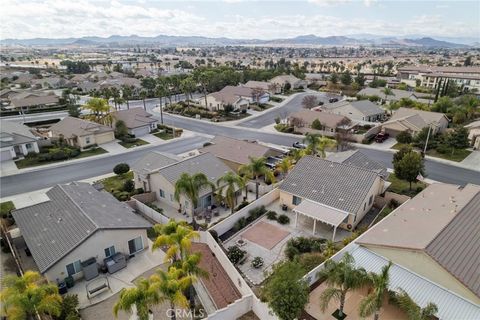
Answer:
[{"left": 293, "top": 199, "right": 349, "bottom": 242}]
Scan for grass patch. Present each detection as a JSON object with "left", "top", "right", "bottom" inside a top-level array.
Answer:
[
  {"left": 426, "top": 148, "right": 472, "bottom": 162},
  {"left": 154, "top": 131, "right": 174, "bottom": 140},
  {"left": 15, "top": 147, "right": 108, "bottom": 169},
  {"left": 0, "top": 201, "right": 15, "bottom": 218},
  {"left": 375, "top": 206, "right": 394, "bottom": 224},
  {"left": 387, "top": 174, "right": 426, "bottom": 196},
  {"left": 391, "top": 142, "right": 408, "bottom": 150},
  {"left": 101, "top": 171, "right": 134, "bottom": 192},
  {"left": 119, "top": 139, "right": 149, "bottom": 149}
]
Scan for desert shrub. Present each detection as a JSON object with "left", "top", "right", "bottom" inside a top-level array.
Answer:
[
  {"left": 267, "top": 210, "right": 277, "bottom": 220},
  {"left": 227, "top": 246, "right": 246, "bottom": 264},
  {"left": 277, "top": 214, "right": 290, "bottom": 225},
  {"left": 113, "top": 163, "right": 130, "bottom": 175},
  {"left": 251, "top": 256, "right": 264, "bottom": 269}
]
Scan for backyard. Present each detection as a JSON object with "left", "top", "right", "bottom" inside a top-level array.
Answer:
[{"left": 387, "top": 174, "right": 426, "bottom": 197}]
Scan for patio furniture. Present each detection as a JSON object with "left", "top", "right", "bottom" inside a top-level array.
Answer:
[
  {"left": 86, "top": 276, "right": 110, "bottom": 299},
  {"left": 81, "top": 257, "right": 99, "bottom": 281},
  {"left": 104, "top": 253, "right": 126, "bottom": 274}
]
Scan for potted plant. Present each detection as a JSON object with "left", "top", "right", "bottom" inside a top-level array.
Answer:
[{"left": 251, "top": 256, "right": 264, "bottom": 269}]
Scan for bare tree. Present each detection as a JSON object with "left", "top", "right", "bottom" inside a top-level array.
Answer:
[{"left": 302, "top": 95, "right": 318, "bottom": 109}]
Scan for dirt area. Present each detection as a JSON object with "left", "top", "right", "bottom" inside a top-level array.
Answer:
[{"left": 241, "top": 221, "right": 290, "bottom": 250}]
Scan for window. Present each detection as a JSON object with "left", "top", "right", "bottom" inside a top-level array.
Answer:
[
  {"left": 128, "top": 237, "right": 144, "bottom": 255},
  {"left": 85, "top": 137, "right": 91, "bottom": 144},
  {"left": 292, "top": 196, "right": 302, "bottom": 205},
  {"left": 369, "top": 195, "right": 373, "bottom": 205},
  {"left": 159, "top": 189, "right": 165, "bottom": 198},
  {"left": 104, "top": 245, "right": 116, "bottom": 258},
  {"left": 66, "top": 260, "right": 82, "bottom": 276},
  {"left": 26, "top": 143, "right": 32, "bottom": 149}
]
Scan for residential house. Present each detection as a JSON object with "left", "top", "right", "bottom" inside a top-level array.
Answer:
[
  {"left": 132, "top": 152, "right": 234, "bottom": 214},
  {"left": 31, "top": 76, "right": 73, "bottom": 90},
  {"left": 279, "top": 155, "right": 387, "bottom": 238},
  {"left": 288, "top": 109, "right": 353, "bottom": 136},
  {"left": 269, "top": 74, "right": 307, "bottom": 92},
  {"left": 243, "top": 80, "right": 278, "bottom": 94},
  {"left": 326, "top": 150, "right": 389, "bottom": 179},
  {"left": 203, "top": 85, "right": 268, "bottom": 112},
  {"left": 304, "top": 73, "right": 328, "bottom": 87},
  {"left": 465, "top": 120, "right": 480, "bottom": 149},
  {"left": 0, "top": 120, "right": 39, "bottom": 161},
  {"left": 357, "top": 87, "right": 433, "bottom": 104},
  {"left": 381, "top": 107, "right": 449, "bottom": 137},
  {"left": 12, "top": 182, "right": 151, "bottom": 282},
  {"left": 111, "top": 108, "right": 158, "bottom": 137},
  {"left": 321, "top": 100, "right": 386, "bottom": 122},
  {"left": 49, "top": 116, "right": 115, "bottom": 149},
  {"left": 199, "top": 136, "right": 282, "bottom": 171},
  {"left": 9, "top": 91, "right": 60, "bottom": 111},
  {"left": 303, "top": 183, "right": 480, "bottom": 320}
]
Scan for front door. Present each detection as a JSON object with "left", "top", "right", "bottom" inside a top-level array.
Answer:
[{"left": 202, "top": 194, "right": 212, "bottom": 208}]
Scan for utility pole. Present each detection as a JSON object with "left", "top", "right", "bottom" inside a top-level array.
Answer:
[{"left": 423, "top": 124, "right": 433, "bottom": 157}]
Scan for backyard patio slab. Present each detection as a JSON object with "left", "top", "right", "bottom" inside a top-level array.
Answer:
[{"left": 242, "top": 221, "right": 290, "bottom": 250}]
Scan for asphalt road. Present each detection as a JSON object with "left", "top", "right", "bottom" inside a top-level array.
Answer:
[
  {"left": 238, "top": 92, "right": 341, "bottom": 128},
  {"left": 0, "top": 136, "right": 208, "bottom": 197}
]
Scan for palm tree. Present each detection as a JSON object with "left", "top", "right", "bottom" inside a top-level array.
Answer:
[
  {"left": 174, "top": 173, "right": 215, "bottom": 227},
  {"left": 140, "top": 89, "right": 148, "bottom": 111},
  {"left": 382, "top": 87, "right": 394, "bottom": 104},
  {"left": 289, "top": 148, "right": 307, "bottom": 162},
  {"left": 179, "top": 253, "right": 209, "bottom": 309},
  {"left": 155, "top": 78, "right": 168, "bottom": 124},
  {"left": 359, "top": 262, "right": 393, "bottom": 320},
  {"left": 318, "top": 253, "right": 368, "bottom": 318},
  {"left": 152, "top": 220, "right": 199, "bottom": 262},
  {"left": 121, "top": 85, "right": 133, "bottom": 110},
  {"left": 276, "top": 157, "right": 293, "bottom": 178},
  {"left": 239, "top": 157, "right": 275, "bottom": 199},
  {"left": 113, "top": 277, "right": 162, "bottom": 320},
  {"left": 393, "top": 289, "right": 438, "bottom": 320},
  {"left": 303, "top": 133, "right": 336, "bottom": 158},
  {"left": 0, "top": 271, "right": 62, "bottom": 320},
  {"left": 82, "top": 97, "right": 111, "bottom": 124},
  {"left": 150, "top": 267, "right": 193, "bottom": 320},
  {"left": 180, "top": 77, "right": 196, "bottom": 107},
  {"left": 217, "top": 172, "right": 245, "bottom": 213}
]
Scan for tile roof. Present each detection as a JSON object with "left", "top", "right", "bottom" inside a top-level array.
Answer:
[
  {"left": 243, "top": 81, "right": 273, "bottom": 91},
  {"left": 289, "top": 109, "right": 351, "bottom": 129},
  {"left": 131, "top": 151, "right": 180, "bottom": 175},
  {"left": 425, "top": 193, "right": 480, "bottom": 298},
  {"left": 199, "top": 136, "right": 272, "bottom": 166},
  {"left": 49, "top": 116, "right": 113, "bottom": 138},
  {"left": 12, "top": 182, "right": 151, "bottom": 273},
  {"left": 324, "top": 100, "right": 385, "bottom": 116},
  {"left": 112, "top": 108, "right": 157, "bottom": 129},
  {"left": 0, "top": 120, "right": 37, "bottom": 147},
  {"left": 326, "top": 150, "right": 388, "bottom": 179},
  {"left": 10, "top": 93, "right": 59, "bottom": 108},
  {"left": 390, "top": 107, "right": 448, "bottom": 125},
  {"left": 280, "top": 156, "right": 380, "bottom": 213},
  {"left": 210, "top": 86, "right": 255, "bottom": 105}
]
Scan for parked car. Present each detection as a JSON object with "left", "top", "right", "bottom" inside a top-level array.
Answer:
[
  {"left": 329, "top": 98, "right": 339, "bottom": 103},
  {"left": 292, "top": 142, "right": 307, "bottom": 149},
  {"left": 374, "top": 132, "right": 390, "bottom": 143}
]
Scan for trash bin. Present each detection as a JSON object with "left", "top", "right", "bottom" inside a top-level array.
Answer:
[
  {"left": 58, "top": 282, "right": 68, "bottom": 295},
  {"left": 65, "top": 276, "right": 74, "bottom": 288}
]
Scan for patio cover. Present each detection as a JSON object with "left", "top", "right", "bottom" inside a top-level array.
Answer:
[{"left": 293, "top": 199, "right": 348, "bottom": 227}]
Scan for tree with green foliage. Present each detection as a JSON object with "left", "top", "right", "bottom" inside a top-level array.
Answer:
[
  {"left": 121, "top": 85, "right": 133, "bottom": 110},
  {"left": 276, "top": 157, "right": 293, "bottom": 178},
  {"left": 180, "top": 77, "right": 196, "bottom": 107},
  {"left": 318, "top": 253, "right": 369, "bottom": 318},
  {"left": 382, "top": 87, "right": 394, "bottom": 104},
  {"left": 329, "top": 73, "right": 338, "bottom": 84},
  {"left": 394, "top": 150, "right": 425, "bottom": 190},
  {"left": 174, "top": 173, "right": 215, "bottom": 220},
  {"left": 359, "top": 262, "right": 392, "bottom": 320},
  {"left": 442, "top": 127, "right": 470, "bottom": 154},
  {"left": 114, "top": 120, "right": 129, "bottom": 139},
  {"left": 0, "top": 271, "right": 63, "bottom": 320},
  {"left": 391, "top": 289, "right": 438, "bottom": 320},
  {"left": 283, "top": 81, "right": 292, "bottom": 92},
  {"left": 113, "top": 163, "right": 130, "bottom": 175},
  {"left": 340, "top": 71, "right": 352, "bottom": 86},
  {"left": 311, "top": 118, "right": 324, "bottom": 130},
  {"left": 413, "top": 127, "right": 437, "bottom": 151},
  {"left": 217, "top": 172, "right": 245, "bottom": 213},
  {"left": 113, "top": 277, "right": 161, "bottom": 320},
  {"left": 263, "top": 261, "right": 309, "bottom": 320},
  {"left": 396, "top": 131, "right": 413, "bottom": 144},
  {"left": 152, "top": 220, "right": 199, "bottom": 262},
  {"left": 82, "top": 97, "right": 111, "bottom": 124},
  {"left": 58, "top": 294, "right": 80, "bottom": 320},
  {"left": 355, "top": 73, "right": 366, "bottom": 86},
  {"left": 239, "top": 157, "right": 275, "bottom": 199},
  {"left": 303, "top": 133, "right": 337, "bottom": 158}
]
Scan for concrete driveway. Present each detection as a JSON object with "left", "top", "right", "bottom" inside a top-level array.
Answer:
[
  {"left": 100, "top": 141, "right": 126, "bottom": 154},
  {"left": 461, "top": 150, "right": 480, "bottom": 171},
  {"left": 0, "top": 159, "right": 19, "bottom": 176}
]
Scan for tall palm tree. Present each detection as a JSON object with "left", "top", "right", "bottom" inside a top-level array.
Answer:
[
  {"left": 393, "top": 289, "right": 438, "bottom": 320},
  {"left": 239, "top": 157, "right": 275, "bottom": 199},
  {"left": 318, "top": 253, "right": 368, "bottom": 318},
  {"left": 82, "top": 97, "right": 111, "bottom": 124},
  {"left": 0, "top": 271, "right": 62, "bottom": 320},
  {"left": 289, "top": 148, "right": 307, "bottom": 162},
  {"left": 121, "top": 85, "right": 133, "bottom": 110},
  {"left": 382, "top": 87, "right": 394, "bottom": 104},
  {"left": 303, "top": 133, "right": 336, "bottom": 158},
  {"left": 217, "top": 172, "right": 245, "bottom": 213},
  {"left": 277, "top": 157, "right": 293, "bottom": 178},
  {"left": 179, "top": 253, "right": 209, "bottom": 309},
  {"left": 359, "top": 262, "right": 393, "bottom": 320},
  {"left": 174, "top": 173, "right": 215, "bottom": 226},
  {"left": 152, "top": 220, "right": 199, "bottom": 262},
  {"left": 139, "top": 89, "right": 148, "bottom": 111},
  {"left": 113, "top": 277, "right": 162, "bottom": 320},
  {"left": 150, "top": 267, "right": 193, "bottom": 320},
  {"left": 155, "top": 78, "right": 168, "bottom": 124},
  {"left": 180, "top": 77, "right": 196, "bottom": 107}
]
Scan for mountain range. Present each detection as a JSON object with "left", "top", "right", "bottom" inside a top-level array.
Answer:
[{"left": 0, "top": 34, "right": 473, "bottom": 48}]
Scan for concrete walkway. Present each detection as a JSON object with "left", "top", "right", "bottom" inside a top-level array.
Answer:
[{"left": 460, "top": 150, "right": 480, "bottom": 171}]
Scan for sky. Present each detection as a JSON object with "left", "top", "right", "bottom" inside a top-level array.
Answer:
[{"left": 1, "top": 0, "right": 479, "bottom": 40}]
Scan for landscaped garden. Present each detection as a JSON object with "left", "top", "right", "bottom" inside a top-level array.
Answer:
[
  {"left": 118, "top": 138, "right": 149, "bottom": 149},
  {"left": 98, "top": 164, "right": 144, "bottom": 201},
  {"left": 387, "top": 174, "right": 426, "bottom": 197}
]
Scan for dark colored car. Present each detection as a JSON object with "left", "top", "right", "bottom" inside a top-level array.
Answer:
[
  {"left": 374, "top": 132, "right": 390, "bottom": 143},
  {"left": 292, "top": 141, "right": 307, "bottom": 149},
  {"left": 329, "top": 97, "right": 339, "bottom": 103}
]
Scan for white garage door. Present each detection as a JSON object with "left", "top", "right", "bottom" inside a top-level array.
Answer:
[
  {"left": 1, "top": 149, "right": 12, "bottom": 162},
  {"left": 133, "top": 126, "right": 150, "bottom": 137}
]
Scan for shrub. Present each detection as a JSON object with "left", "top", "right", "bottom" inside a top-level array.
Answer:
[
  {"left": 123, "top": 180, "right": 135, "bottom": 192},
  {"left": 113, "top": 163, "right": 130, "bottom": 175},
  {"left": 298, "top": 252, "right": 325, "bottom": 272},
  {"left": 285, "top": 237, "right": 326, "bottom": 260},
  {"left": 236, "top": 201, "right": 249, "bottom": 211},
  {"left": 249, "top": 205, "right": 267, "bottom": 219},
  {"left": 251, "top": 256, "right": 264, "bottom": 269},
  {"left": 389, "top": 199, "right": 399, "bottom": 209},
  {"left": 227, "top": 246, "right": 246, "bottom": 264},
  {"left": 59, "top": 294, "right": 80, "bottom": 320},
  {"left": 234, "top": 217, "right": 247, "bottom": 231},
  {"left": 311, "top": 119, "right": 323, "bottom": 130},
  {"left": 277, "top": 214, "right": 290, "bottom": 225},
  {"left": 274, "top": 117, "right": 281, "bottom": 124},
  {"left": 113, "top": 191, "right": 130, "bottom": 201},
  {"left": 209, "top": 230, "right": 219, "bottom": 242},
  {"left": 396, "top": 131, "right": 413, "bottom": 144},
  {"left": 267, "top": 210, "right": 277, "bottom": 220},
  {"left": 416, "top": 186, "right": 424, "bottom": 193}
]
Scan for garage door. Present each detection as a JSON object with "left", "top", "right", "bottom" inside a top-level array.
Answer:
[
  {"left": 133, "top": 126, "right": 150, "bottom": 137},
  {"left": 95, "top": 132, "right": 115, "bottom": 145},
  {"left": 1, "top": 149, "right": 12, "bottom": 162}
]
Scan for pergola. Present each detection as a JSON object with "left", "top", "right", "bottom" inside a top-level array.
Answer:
[{"left": 293, "top": 199, "right": 349, "bottom": 241}]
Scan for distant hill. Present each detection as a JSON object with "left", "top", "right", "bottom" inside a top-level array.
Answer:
[{"left": 0, "top": 34, "right": 469, "bottom": 48}]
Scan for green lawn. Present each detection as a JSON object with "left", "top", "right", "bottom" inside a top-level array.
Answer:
[
  {"left": 100, "top": 171, "right": 134, "bottom": 192},
  {"left": 374, "top": 206, "right": 394, "bottom": 225},
  {"left": 154, "top": 131, "right": 174, "bottom": 140},
  {"left": 119, "top": 139, "right": 149, "bottom": 148},
  {"left": 391, "top": 142, "right": 408, "bottom": 150},
  {"left": 426, "top": 148, "right": 472, "bottom": 162},
  {"left": 0, "top": 201, "right": 15, "bottom": 218},
  {"left": 15, "top": 147, "right": 108, "bottom": 169},
  {"left": 387, "top": 174, "right": 427, "bottom": 197}
]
